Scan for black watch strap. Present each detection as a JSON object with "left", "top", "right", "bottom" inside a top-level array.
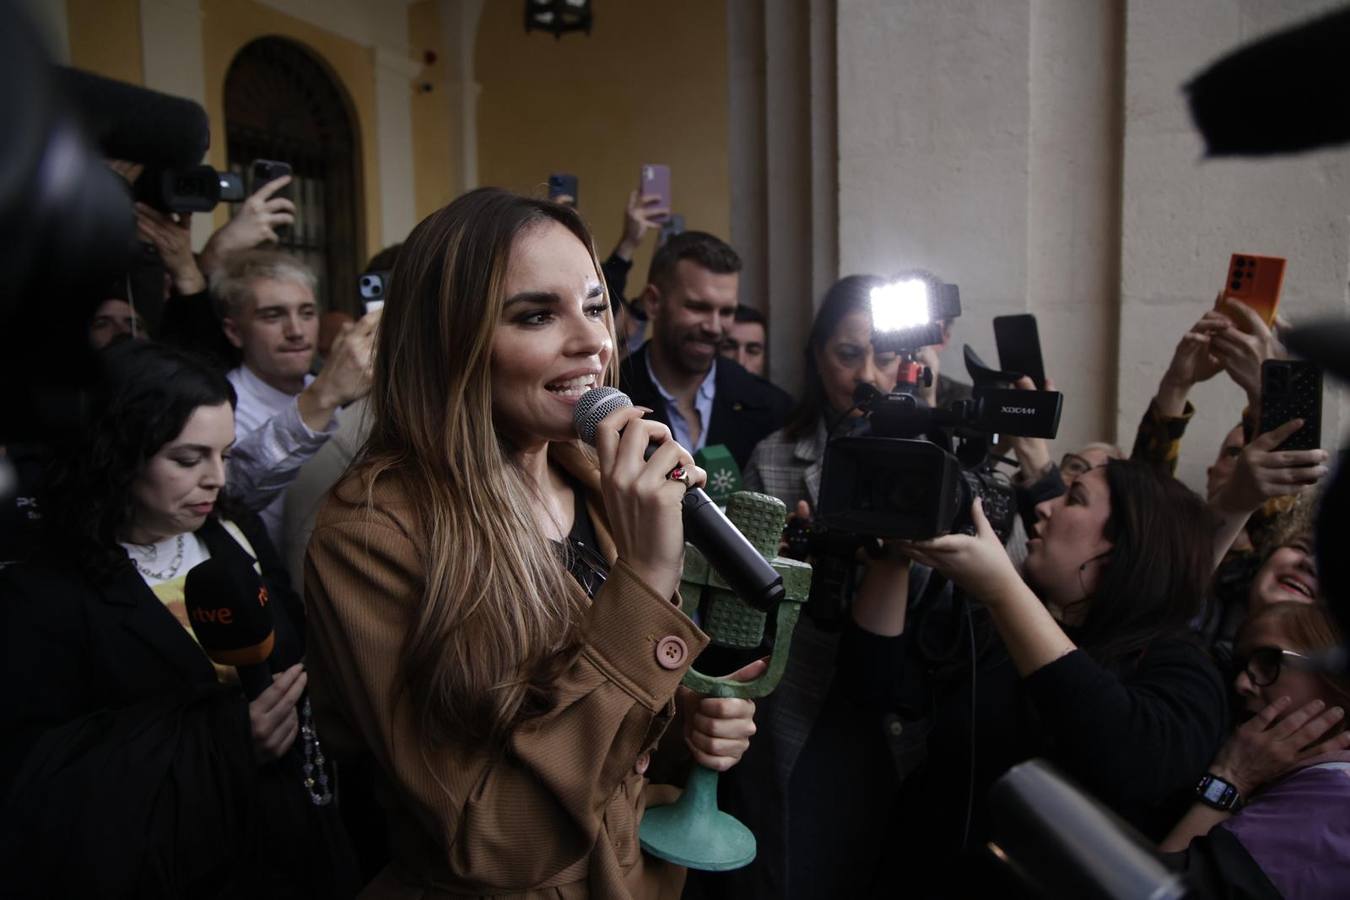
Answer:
[{"left": 1195, "top": 772, "right": 1243, "bottom": 811}]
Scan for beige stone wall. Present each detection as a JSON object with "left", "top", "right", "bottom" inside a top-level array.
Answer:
[
  {"left": 834, "top": 0, "right": 1349, "bottom": 491},
  {"left": 1117, "top": 0, "right": 1350, "bottom": 488}
]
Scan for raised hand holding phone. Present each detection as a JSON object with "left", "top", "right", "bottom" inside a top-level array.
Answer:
[{"left": 639, "top": 164, "right": 671, "bottom": 221}]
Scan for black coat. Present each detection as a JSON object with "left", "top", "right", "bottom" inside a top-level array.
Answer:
[
  {"left": 0, "top": 516, "right": 353, "bottom": 899},
  {"left": 619, "top": 343, "right": 793, "bottom": 469}
]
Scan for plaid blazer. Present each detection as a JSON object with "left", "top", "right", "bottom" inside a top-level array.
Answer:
[{"left": 741, "top": 420, "right": 828, "bottom": 513}]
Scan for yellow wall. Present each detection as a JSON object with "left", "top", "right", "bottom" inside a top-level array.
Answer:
[
  {"left": 408, "top": 0, "right": 457, "bottom": 222},
  {"left": 66, "top": 0, "right": 143, "bottom": 85},
  {"left": 199, "top": 0, "right": 382, "bottom": 258},
  {"left": 475, "top": 0, "right": 730, "bottom": 284}
]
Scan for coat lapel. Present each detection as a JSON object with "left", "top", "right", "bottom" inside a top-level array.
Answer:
[{"left": 101, "top": 552, "right": 220, "bottom": 685}]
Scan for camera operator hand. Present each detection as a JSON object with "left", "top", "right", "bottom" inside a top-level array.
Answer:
[
  {"left": 198, "top": 175, "right": 297, "bottom": 278},
  {"left": 901, "top": 499, "right": 1077, "bottom": 675},
  {"left": 900, "top": 499, "right": 1023, "bottom": 605},
  {"left": 593, "top": 406, "right": 705, "bottom": 599},
  {"left": 105, "top": 159, "right": 144, "bottom": 185},
  {"left": 613, "top": 192, "right": 669, "bottom": 262},
  {"left": 135, "top": 203, "right": 206, "bottom": 295},
  {"left": 296, "top": 308, "right": 380, "bottom": 431},
  {"left": 677, "top": 657, "right": 765, "bottom": 772},
  {"left": 1007, "top": 375, "right": 1054, "bottom": 478}
]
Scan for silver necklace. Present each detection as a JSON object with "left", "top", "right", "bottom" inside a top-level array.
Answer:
[{"left": 128, "top": 534, "right": 186, "bottom": 580}]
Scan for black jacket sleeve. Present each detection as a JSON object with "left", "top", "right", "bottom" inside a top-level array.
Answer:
[
  {"left": 157, "top": 288, "right": 238, "bottom": 371},
  {"left": 601, "top": 253, "right": 634, "bottom": 313},
  {"left": 1022, "top": 641, "right": 1228, "bottom": 816}
]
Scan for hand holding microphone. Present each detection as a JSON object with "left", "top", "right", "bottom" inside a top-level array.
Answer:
[
  {"left": 575, "top": 388, "right": 786, "bottom": 609},
  {"left": 248, "top": 663, "right": 306, "bottom": 762},
  {"left": 588, "top": 402, "right": 705, "bottom": 599},
  {"left": 184, "top": 556, "right": 305, "bottom": 762}
]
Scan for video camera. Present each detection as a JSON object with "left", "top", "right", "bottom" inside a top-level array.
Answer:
[
  {"left": 0, "top": 0, "right": 241, "bottom": 442},
  {"left": 785, "top": 272, "right": 1062, "bottom": 627}
]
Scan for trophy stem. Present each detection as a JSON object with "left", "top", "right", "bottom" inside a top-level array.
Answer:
[{"left": 639, "top": 765, "right": 757, "bottom": 871}]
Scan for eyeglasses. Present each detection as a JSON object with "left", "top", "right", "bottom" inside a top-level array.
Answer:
[
  {"left": 1060, "top": 453, "right": 1092, "bottom": 479},
  {"left": 1235, "top": 645, "right": 1314, "bottom": 687}
]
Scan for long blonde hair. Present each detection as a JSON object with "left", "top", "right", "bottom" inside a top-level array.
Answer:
[{"left": 362, "top": 187, "right": 617, "bottom": 746}]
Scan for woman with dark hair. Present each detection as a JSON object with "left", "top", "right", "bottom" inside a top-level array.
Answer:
[
  {"left": 702, "top": 274, "right": 903, "bottom": 900},
  {"left": 303, "top": 188, "right": 757, "bottom": 897},
  {"left": 743, "top": 273, "right": 893, "bottom": 511},
  {"left": 846, "top": 458, "right": 1229, "bottom": 895},
  {"left": 0, "top": 340, "right": 352, "bottom": 898}
]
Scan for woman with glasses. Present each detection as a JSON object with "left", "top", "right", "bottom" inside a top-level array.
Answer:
[
  {"left": 1162, "top": 601, "right": 1350, "bottom": 897},
  {"left": 303, "top": 188, "right": 758, "bottom": 898}
]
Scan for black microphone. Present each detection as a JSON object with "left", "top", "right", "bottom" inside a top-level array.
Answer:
[
  {"left": 183, "top": 556, "right": 277, "bottom": 699},
  {"left": 55, "top": 67, "right": 211, "bottom": 169},
  {"left": 574, "top": 387, "right": 785, "bottom": 611}
]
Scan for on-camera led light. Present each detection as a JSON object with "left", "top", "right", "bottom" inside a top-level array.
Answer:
[{"left": 870, "top": 279, "right": 932, "bottom": 333}]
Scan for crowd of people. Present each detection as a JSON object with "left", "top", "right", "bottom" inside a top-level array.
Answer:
[{"left": 0, "top": 163, "right": 1346, "bottom": 900}]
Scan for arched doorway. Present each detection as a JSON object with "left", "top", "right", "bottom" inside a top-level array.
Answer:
[{"left": 224, "top": 37, "right": 364, "bottom": 313}]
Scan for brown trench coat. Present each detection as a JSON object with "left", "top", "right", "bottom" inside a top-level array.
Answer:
[{"left": 304, "top": 443, "right": 710, "bottom": 899}]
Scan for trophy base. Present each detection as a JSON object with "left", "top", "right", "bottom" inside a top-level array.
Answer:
[{"left": 638, "top": 766, "right": 756, "bottom": 871}]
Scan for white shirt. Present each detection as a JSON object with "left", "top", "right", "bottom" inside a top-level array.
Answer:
[{"left": 226, "top": 365, "right": 336, "bottom": 553}]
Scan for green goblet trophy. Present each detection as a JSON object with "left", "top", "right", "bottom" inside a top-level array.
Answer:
[{"left": 639, "top": 490, "right": 811, "bottom": 871}]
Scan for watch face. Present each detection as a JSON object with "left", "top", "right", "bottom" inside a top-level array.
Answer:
[{"left": 1202, "top": 780, "right": 1229, "bottom": 804}]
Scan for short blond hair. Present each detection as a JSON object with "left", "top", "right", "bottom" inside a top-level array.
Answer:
[{"left": 211, "top": 249, "right": 316, "bottom": 320}]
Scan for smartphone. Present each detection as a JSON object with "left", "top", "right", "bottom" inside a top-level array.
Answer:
[
  {"left": 547, "top": 173, "right": 578, "bottom": 206},
  {"left": 1259, "top": 359, "right": 1322, "bottom": 451},
  {"left": 639, "top": 164, "right": 671, "bottom": 220},
  {"left": 359, "top": 270, "right": 389, "bottom": 308},
  {"left": 251, "top": 159, "right": 293, "bottom": 241},
  {"left": 251, "top": 158, "right": 292, "bottom": 193},
  {"left": 1219, "top": 253, "right": 1285, "bottom": 327},
  {"left": 993, "top": 314, "right": 1046, "bottom": 390}
]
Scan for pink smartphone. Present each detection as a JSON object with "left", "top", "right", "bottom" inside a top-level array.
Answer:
[{"left": 639, "top": 164, "right": 671, "bottom": 219}]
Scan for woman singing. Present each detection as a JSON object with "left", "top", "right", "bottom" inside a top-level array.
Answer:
[{"left": 304, "top": 188, "right": 758, "bottom": 898}]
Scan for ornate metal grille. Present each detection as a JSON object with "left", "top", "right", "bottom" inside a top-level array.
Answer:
[{"left": 224, "top": 38, "right": 364, "bottom": 313}]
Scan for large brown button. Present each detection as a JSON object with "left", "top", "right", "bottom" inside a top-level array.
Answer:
[
  {"left": 655, "top": 635, "right": 688, "bottom": 670},
  {"left": 634, "top": 751, "right": 651, "bottom": 775}
]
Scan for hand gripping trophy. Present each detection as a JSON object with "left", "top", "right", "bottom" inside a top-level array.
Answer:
[{"left": 639, "top": 490, "right": 811, "bottom": 871}]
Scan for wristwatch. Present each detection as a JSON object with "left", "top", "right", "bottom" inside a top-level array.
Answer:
[{"left": 1194, "top": 772, "right": 1243, "bottom": 811}]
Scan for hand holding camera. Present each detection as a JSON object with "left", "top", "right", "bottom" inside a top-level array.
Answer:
[
  {"left": 899, "top": 498, "right": 1023, "bottom": 607},
  {"left": 1007, "top": 374, "right": 1055, "bottom": 477},
  {"left": 135, "top": 202, "right": 204, "bottom": 295}
]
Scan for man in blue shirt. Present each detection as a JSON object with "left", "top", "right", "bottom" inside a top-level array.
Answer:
[{"left": 619, "top": 232, "right": 791, "bottom": 468}]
